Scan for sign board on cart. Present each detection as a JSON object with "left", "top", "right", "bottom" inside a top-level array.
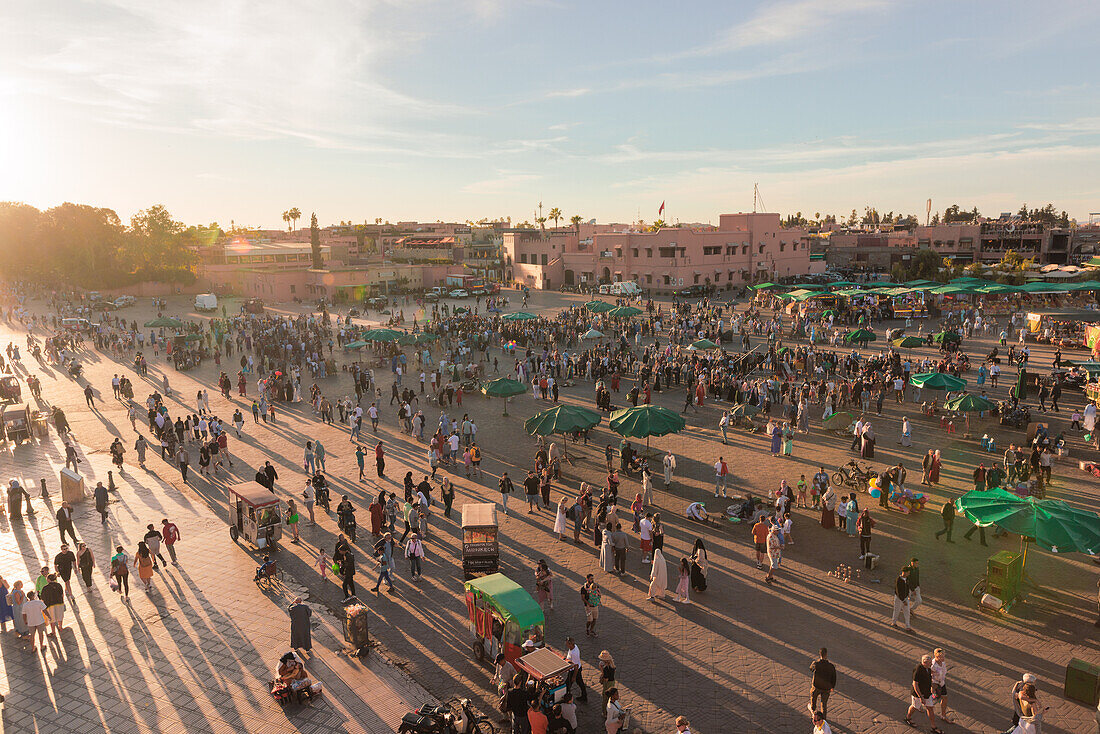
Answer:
[{"left": 60, "top": 468, "right": 85, "bottom": 502}]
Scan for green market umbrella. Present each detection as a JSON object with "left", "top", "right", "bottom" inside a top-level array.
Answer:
[
  {"left": 821, "top": 309, "right": 836, "bottom": 318},
  {"left": 608, "top": 305, "right": 643, "bottom": 317},
  {"left": 361, "top": 328, "right": 403, "bottom": 343},
  {"left": 826, "top": 281, "right": 860, "bottom": 287},
  {"left": 582, "top": 329, "right": 605, "bottom": 339},
  {"left": 909, "top": 372, "right": 967, "bottom": 391},
  {"left": 845, "top": 329, "right": 876, "bottom": 343},
  {"left": 481, "top": 377, "right": 528, "bottom": 415},
  {"left": 689, "top": 339, "right": 719, "bottom": 350},
  {"left": 502, "top": 311, "right": 537, "bottom": 321},
  {"left": 584, "top": 300, "right": 615, "bottom": 313},
  {"left": 946, "top": 392, "right": 997, "bottom": 435},
  {"left": 343, "top": 340, "right": 369, "bottom": 350},
  {"left": 823, "top": 411, "right": 855, "bottom": 431},
  {"left": 932, "top": 330, "right": 962, "bottom": 344},
  {"left": 955, "top": 489, "right": 1100, "bottom": 571},
  {"left": 892, "top": 336, "right": 925, "bottom": 350},
  {"left": 751, "top": 282, "right": 782, "bottom": 290},
  {"left": 524, "top": 405, "right": 602, "bottom": 437},
  {"left": 144, "top": 317, "right": 183, "bottom": 328},
  {"left": 610, "top": 404, "right": 686, "bottom": 453},
  {"left": 1016, "top": 366, "right": 1028, "bottom": 401}
]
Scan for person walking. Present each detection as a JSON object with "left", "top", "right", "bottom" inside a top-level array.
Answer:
[
  {"left": 21, "top": 591, "right": 48, "bottom": 651},
  {"left": 143, "top": 524, "right": 167, "bottom": 569},
  {"left": 597, "top": 650, "right": 616, "bottom": 712},
  {"left": 175, "top": 445, "right": 190, "bottom": 483},
  {"left": 340, "top": 551, "right": 356, "bottom": 600},
  {"left": 604, "top": 688, "right": 625, "bottom": 733},
  {"left": 764, "top": 524, "right": 782, "bottom": 584},
  {"left": 54, "top": 544, "right": 76, "bottom": 598},
  {"left": 498, "top": 472, "right": 514, "bottom": 516},
  {"left": 302, "top": 479, "right": 316, "bottom": 526},
  {"left": 76, "top": 543, "right": 95, "bottom": 589},
  {"left": 288, "top": 597, "right": 312, "bottom": 654},
  {"left": 904, "top": 558, "right": 922, "bottom": 614},
  {"left": 905, "top": 653, "right": 943, "bottom": 733},
  {"left": 286, "top": 499, "right": 301, "bottom": 543},
  {"left": 110, "top": 545, "right": 130, "bottom": 600},
  {"left": 713, "top": 456, "right": 730, "bottom": 498},
  {"left": 405, "top": 532, "right": 426, "bottom": 581},
  {"left": 40, "top": 574, "right": 66, "bottom": 635},
  {"left": 647, "top": 547, "right": 668, "bottom": 602},
  {"left": 935, "top": 499, "right": 955, "bottom": 542},
  {"left": 56, "top": 501, "right": 78, "bottom": 545},
  {"left": 581, "top": 574, "right": 601, "bottom": 637},
  {"left": 662, "top": 450, "right": 676, "bottom": 488},
  {"left": 809, "top": 647, "right": 837, "bottom": 719},
  {"left": 161, "top": 518, "right": 181, "bottom": 565},
  {"left": 930, "top": 647, "right": 953, "bottom": 724},
  {"left": 135, "top": 542, "right": 154, "bottom": 592},
  {"left": 891, "top": 567, "right": 913, "bottom": 632},
  {"left": 94, "top": 481, "right": 109, "bottom": 524}
]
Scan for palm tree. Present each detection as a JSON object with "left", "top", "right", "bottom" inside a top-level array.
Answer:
[
  {"left": 651, "top": 219, "right": 668, "bottom": 231},
  {"left": 536, "top": 216, "right": 547, "bottom": 231},
  {"left": 282, "top": 210, "right": 291, "bottom": 231},
  {"left": 288, "top": 207, "right": 302, "bottom": 231},
  {"left": 570, "top": 215, "right": 582, "bottom": 233},
  {"left": 548, "top": 207, "right": 562, "bottom": 228}
]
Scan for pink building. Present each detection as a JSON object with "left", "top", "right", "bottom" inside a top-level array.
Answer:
[{"left": 503, "top": 213, "right": 811, "bottom": 292}]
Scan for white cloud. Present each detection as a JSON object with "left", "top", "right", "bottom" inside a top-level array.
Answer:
[
  {"left": 461, "top": 170, "right": 542, "bottom": 195},
  {"left": 664, "top": 0, "right": 889, "bottom": 59}
]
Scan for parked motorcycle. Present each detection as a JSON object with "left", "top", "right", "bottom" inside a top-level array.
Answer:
[{"left": 399, "top": 698, "right": 496, "bottom": 734}]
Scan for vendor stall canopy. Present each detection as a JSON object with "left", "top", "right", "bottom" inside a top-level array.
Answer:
[{"left": 465, "top": 573, "right": 544, "bottom": 628}]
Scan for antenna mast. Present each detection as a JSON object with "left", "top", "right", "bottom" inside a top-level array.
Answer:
[{"left": 753, "top": 183, "right": 767, "bottom": 214}]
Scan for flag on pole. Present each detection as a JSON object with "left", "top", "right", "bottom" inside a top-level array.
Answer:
[{"left": 658, "top": 201, "right": 665, "bottom": 216}]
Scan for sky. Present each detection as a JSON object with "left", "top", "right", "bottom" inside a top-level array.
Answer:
[{"left": 2, "top": 0, "right": 1100, "bottom": 229}]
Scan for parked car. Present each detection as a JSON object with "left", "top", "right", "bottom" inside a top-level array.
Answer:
[
  {"left": 113, "top": 295, "right": 136, "bottom": 308},
  {"left": 367, "top": 296, "right": 388, "bottom": 309},
  {"left": 242, "top": 298, "right": 265, "bottom": 314},
  {"left": 448, "top": 289, "right": 470, "bottom": 299},
  {"left": 423, "top": 292, "right": 440, "bottom": 303},
  {"left": 675, "top": 284, "right": 709, "bottom": 298}
]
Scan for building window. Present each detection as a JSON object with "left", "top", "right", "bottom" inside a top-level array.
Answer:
[
  {"left": 659, "top": 247, "right": 676, "bottom": 258},
  {"left": 632, "top": 249, "right": 639, "bottom": 257},
  {"left": 646, "top": 248, "right": 653, "bottom": 258},
  {"left": 693, "top": 274, "right": 700, "bottom": 284},
  {"left": 645, "top": 274, "right": 652, "bottom": 284},
  {"left": 289, "top": 285, "right": 296, "bottom": 294},
  {"left": 779, "top": 243, "right": 785, "bottom": 252},
  {"left": 742, "top": 245, "right": 748, "bottom": 255},
  {"left": 541, "top": 254, "right": 548, "bottom": 265},
  {"left": 615, "top": 248, "right": 623, "bottom": 258},
  {"left": 703, "top": 246, "right": 721, "bottom": 256},
  {"left": 663, "top": 275, "right": 670, "bottom": 285},
  {"left": 758, "top": 245, "right": 764, "bottom": 254}
]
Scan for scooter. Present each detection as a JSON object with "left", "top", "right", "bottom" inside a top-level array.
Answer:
[
  {"left": 313, "top": 472, "right": 330, "bottom": 510},
  {"left": 398, "top": 698, "right": 496, "bottom": 734},
  {"left": 68, "top": 360, "right": 82, "bottom": 378}
]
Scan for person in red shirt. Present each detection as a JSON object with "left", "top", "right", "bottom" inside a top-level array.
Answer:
[
  {"left": 161, "top": 518, "right": 181, "bottom": 566},
  {"left": 751, "top": 519, "right": 769, "bottom": 569},
  {"left": 526, "top": 700, "right": 549, "bottom": 734}
]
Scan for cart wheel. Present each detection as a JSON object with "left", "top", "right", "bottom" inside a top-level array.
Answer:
[
  {"left": 474, "top": 719, "right": 498, "bottom": 734},
  {"left": 229, "top": 526, "right": 239, "bottom": 542},
  {"left": 971, "top": 578, "right": 987, "bottom": 599},
  {"left": 473, "top": 640, "right": 485, "bottom": 664}
]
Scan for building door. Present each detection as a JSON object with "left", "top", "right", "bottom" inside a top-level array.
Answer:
[
  {"left": 601, "top": 267, "right": 611, "bottom": 284},
  {"left": 564, "top": 270, "right": 575, "bottom": 285}
]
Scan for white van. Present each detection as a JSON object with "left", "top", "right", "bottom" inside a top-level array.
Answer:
[
  {"left": 194, "top": 293, "right": 218, "bottom": 312},
  {"left": 611, "top": 281, "right": 642, "bottom": 297}
]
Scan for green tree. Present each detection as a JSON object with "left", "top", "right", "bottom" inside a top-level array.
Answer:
[
  {"left": 288, "top": 207, "right": 302, "bottom": 231},
  {"left": 891, "top": 248, "right": 943, "bottom": 282},
  {"left": 570, "top": 214, "right": 582, "bottom": 233},
  {"left": 548, "top": 207, "right": 562, "bottom": 228},
  {"left": 282, "top": 210, "right": 291, "bottom": 230},
  {"left": 309, "top": 212, "right": 322, "bottom": 268}
]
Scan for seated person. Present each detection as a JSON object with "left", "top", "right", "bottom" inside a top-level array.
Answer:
[
  {"left": 254, "top": 555, "right": 275, "bottom": 581},
  {"left": 686, "top": 502, "right": 708, "bottom": 522},
  {"left": 273, "top": 652, "right": 311, "bottom": 695}
]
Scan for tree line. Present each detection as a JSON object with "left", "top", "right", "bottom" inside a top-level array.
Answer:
[{"left": 0, "top": 202, "right": 207, "bottom": 288}]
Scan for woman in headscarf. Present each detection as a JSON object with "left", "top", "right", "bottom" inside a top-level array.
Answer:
[
  {"left": 821, "top": 485, "right": 837, "bottom": 530},
  {"left": 769, "top": 420, "right": 782, "bottom": 457},
  {"left": 599, "top": 523, "right": 615, "bottom": 574},
  {"left": 845, "top": 494, "right": 859, "bottom": 537},
  {"left": 647, "top": 548, "right": 668, "bottom": 602},
  {"left": 860, "top": 422, "right": 876, "bottom": 458},
  {"left": 900, "top": 416, "right": 912, "bottom": 447},
  {"left": 690, "top": 539, "right": 708, "bottom": 593},
  {"left": 929, "top": 449, "right": 942, "bottom": 485},
  {"left": 921, "top": 449, "right": 934, "bottom": 485},
  {"left": 781, "top": 421, "right": 794, "bottom": 457},
  {"left": 554, "top": 496, "right": 569, "bottom": 541}
]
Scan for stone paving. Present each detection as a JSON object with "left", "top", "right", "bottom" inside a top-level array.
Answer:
[{"left": 1, "top": 291, "right": 1098, "bottom": 734}]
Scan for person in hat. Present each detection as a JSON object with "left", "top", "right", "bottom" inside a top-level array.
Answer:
[
  {"left": 405, "top": 532, "right": 425, "bottom": 581},
  {"left": 1004, "top": 673, "right": 1038, "bottom": 734},
  {"left": 598, "top": 650, "right": 616, "bottom": 712}
]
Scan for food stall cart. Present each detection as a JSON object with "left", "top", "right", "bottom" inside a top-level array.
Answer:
[
  {"left": 463, "top": 573, "right": 544, "bottom": 665},
  {"left": 227, "top": 482, "right": 282, "bottom": 550},
  {"left": 461, "top": 502, "right": 499, "bottom": 580},
  {"left": 514, "top": 647, "right": 573, "bottom": 708}
]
